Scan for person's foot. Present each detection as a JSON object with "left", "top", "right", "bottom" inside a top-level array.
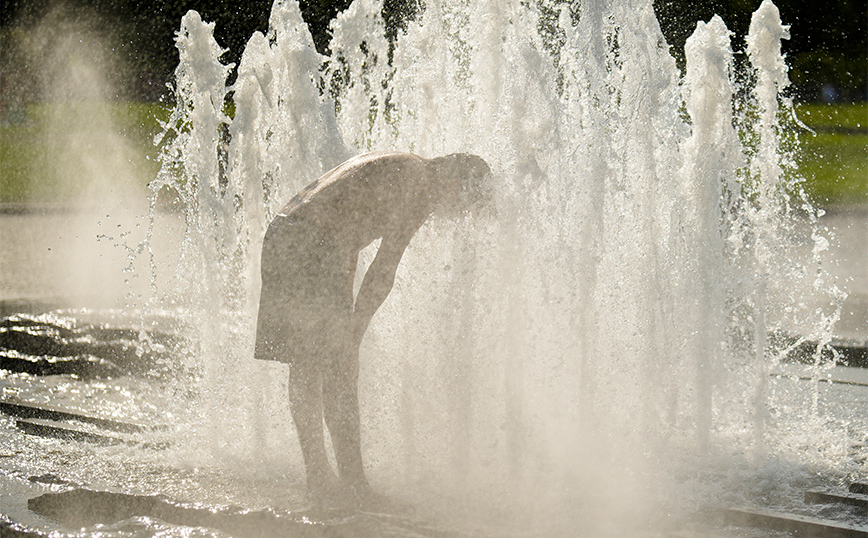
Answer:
[
  {"left": 306, "top": 469, "right": 345, "bottom": 507},
  {"left": 347, "top": 482, "right": 394, "bottom": 512},
  {"left": 308, "top": 475, "right": 404, "bottom": 513}
]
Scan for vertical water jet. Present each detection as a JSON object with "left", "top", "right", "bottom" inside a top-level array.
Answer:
[{"left": 148, "top": 0, "right": 855, "bottom": 533}]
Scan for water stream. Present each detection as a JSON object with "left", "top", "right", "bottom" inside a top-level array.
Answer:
[{"left": 1, "top": 0, "right": 865, "bottom": 536}]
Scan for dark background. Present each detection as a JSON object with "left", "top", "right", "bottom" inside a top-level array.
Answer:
[{"left": 1, "top": 0, "right": 865, "bottom": 102}]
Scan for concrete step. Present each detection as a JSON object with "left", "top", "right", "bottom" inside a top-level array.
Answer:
[
  {"left": 14, "top": 417, "right": 170, "bottom": 450},
  {"left": 0, "top": 398, "right": 164, "bottom": 433},
  {"left": 806, "top": 490, "right": 868, "bottom": 511},
  {"left": 724, "top": 507, "right": 868, "bottom": 537},
  {"left": 666, "top": 530, "right": 729, "bottom": 538},
  {"left": 15, "top": 418, "right": 124, "bottom": 446}
]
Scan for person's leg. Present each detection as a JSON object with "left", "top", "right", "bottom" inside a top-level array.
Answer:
[
  {"left": 322, "top": 251, "right": 372, "bottom": 495},
  {"left": 323, "top": 343, "right": 393, "bottom": 511},
  {"left": 287, "top": 363, "right": 339, "bottom": 500},
  {"left": 322, "top": 342, "right": 369, "bottom": 490}
]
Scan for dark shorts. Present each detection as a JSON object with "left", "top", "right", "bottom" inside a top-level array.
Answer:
[{"left": 254, "top": 215, "right": 353, "bottom": 366}]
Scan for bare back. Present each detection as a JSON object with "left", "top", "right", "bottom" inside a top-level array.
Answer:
[{"left": 278, "top": 153, "right": 433, "bottom": 253}]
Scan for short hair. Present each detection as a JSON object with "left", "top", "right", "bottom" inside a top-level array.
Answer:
[{"left": 430, "top": 153, "right": 491, "bottom": 194}]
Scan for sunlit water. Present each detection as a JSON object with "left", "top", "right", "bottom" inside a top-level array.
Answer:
[{"left": 1, "top": 0, "right": 866, "bottom": 536}]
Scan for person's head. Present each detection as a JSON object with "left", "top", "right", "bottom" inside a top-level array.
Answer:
[{"left": 428, "top": 153, "right": 493, "bottom": 217}]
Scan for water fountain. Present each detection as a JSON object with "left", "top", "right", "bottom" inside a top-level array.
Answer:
[
  {"left": 1, "top": 0, "right": 865, "bottom": 536},
  {"left": 146, "top": 0, "right": 862, "bottom": 524}
]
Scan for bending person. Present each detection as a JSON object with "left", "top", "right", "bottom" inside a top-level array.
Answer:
[{"left": 254, "top": 151, "right": 491, "bottom": 506}]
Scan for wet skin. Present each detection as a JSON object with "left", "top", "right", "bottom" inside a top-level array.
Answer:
[{"left": 261, "top": 151, "right": 490, "bottom": 507}]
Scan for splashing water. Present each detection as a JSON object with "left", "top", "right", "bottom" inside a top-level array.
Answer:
[{"left": 148, "top": 0, "right": 858, "bottom": 533}]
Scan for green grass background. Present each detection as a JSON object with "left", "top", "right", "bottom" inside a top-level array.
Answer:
[
  {"left": 0, "top": 102, "right": 168, "bottom": 204},
  {"left": 0, "top": 101, "right": 865, "bottom": 206},
  {"left": 794, "top": 102, "right": 867, "bottom": 206}
]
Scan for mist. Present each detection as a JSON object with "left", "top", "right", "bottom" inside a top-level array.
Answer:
[{"left": 1, "top": 3, "right": 178, "bottom": 309}]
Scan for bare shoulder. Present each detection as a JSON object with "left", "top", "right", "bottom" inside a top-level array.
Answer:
[
  {"left": 315, "top": 152, "right": 426, "bottom": 193},
  {"left": 349, "top": 152, "right": 427, "bottom": 179},
  {"left": 279, "top": 153, "right": 424, "bottom": 215},
  {"left": 325, "top": 152, "right": 429, "bottom": 201},
  {"left": 344, "top": 151, "right": 425, "bottom": 168}
]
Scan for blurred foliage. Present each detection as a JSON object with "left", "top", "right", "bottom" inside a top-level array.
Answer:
[
  {"left": 1, "top": 0, "right": 863, "bottom": 206},
  {"left": 654, "top": 0, "right": 867, "bottom": 102},
  {"left": 0, "top": 0, "right": 863, "bottom": 206},
  {"left": 0, "top": 0, "right": 864, "bottom": 102},
  {"left": 1, "top": 0, "right": 272, "bottom": 100}
]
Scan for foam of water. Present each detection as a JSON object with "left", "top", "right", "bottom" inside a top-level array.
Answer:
[{"left": 148, "top": 0, "right": 858, "bottom": 533}]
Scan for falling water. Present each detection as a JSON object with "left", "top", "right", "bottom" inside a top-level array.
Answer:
[{"left": 147, "top": 0, "right": 856, "bottom": 533}]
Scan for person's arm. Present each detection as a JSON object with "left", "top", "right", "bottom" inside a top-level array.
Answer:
[{"left": 351, "top": 228, "right": 415, "bottom": 345}]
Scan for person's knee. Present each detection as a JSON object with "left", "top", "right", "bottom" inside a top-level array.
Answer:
[{"left": 322, "top": 355, "right": 358, "bottom": 389}]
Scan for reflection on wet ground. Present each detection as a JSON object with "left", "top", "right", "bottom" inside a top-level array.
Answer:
[{"left": 1, "top": 312, "right": 184, "bottom": 379}]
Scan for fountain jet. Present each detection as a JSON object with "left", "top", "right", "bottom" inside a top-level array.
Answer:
[{"left": 150, "top": 0, "right": 851, "bottom": 532}]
